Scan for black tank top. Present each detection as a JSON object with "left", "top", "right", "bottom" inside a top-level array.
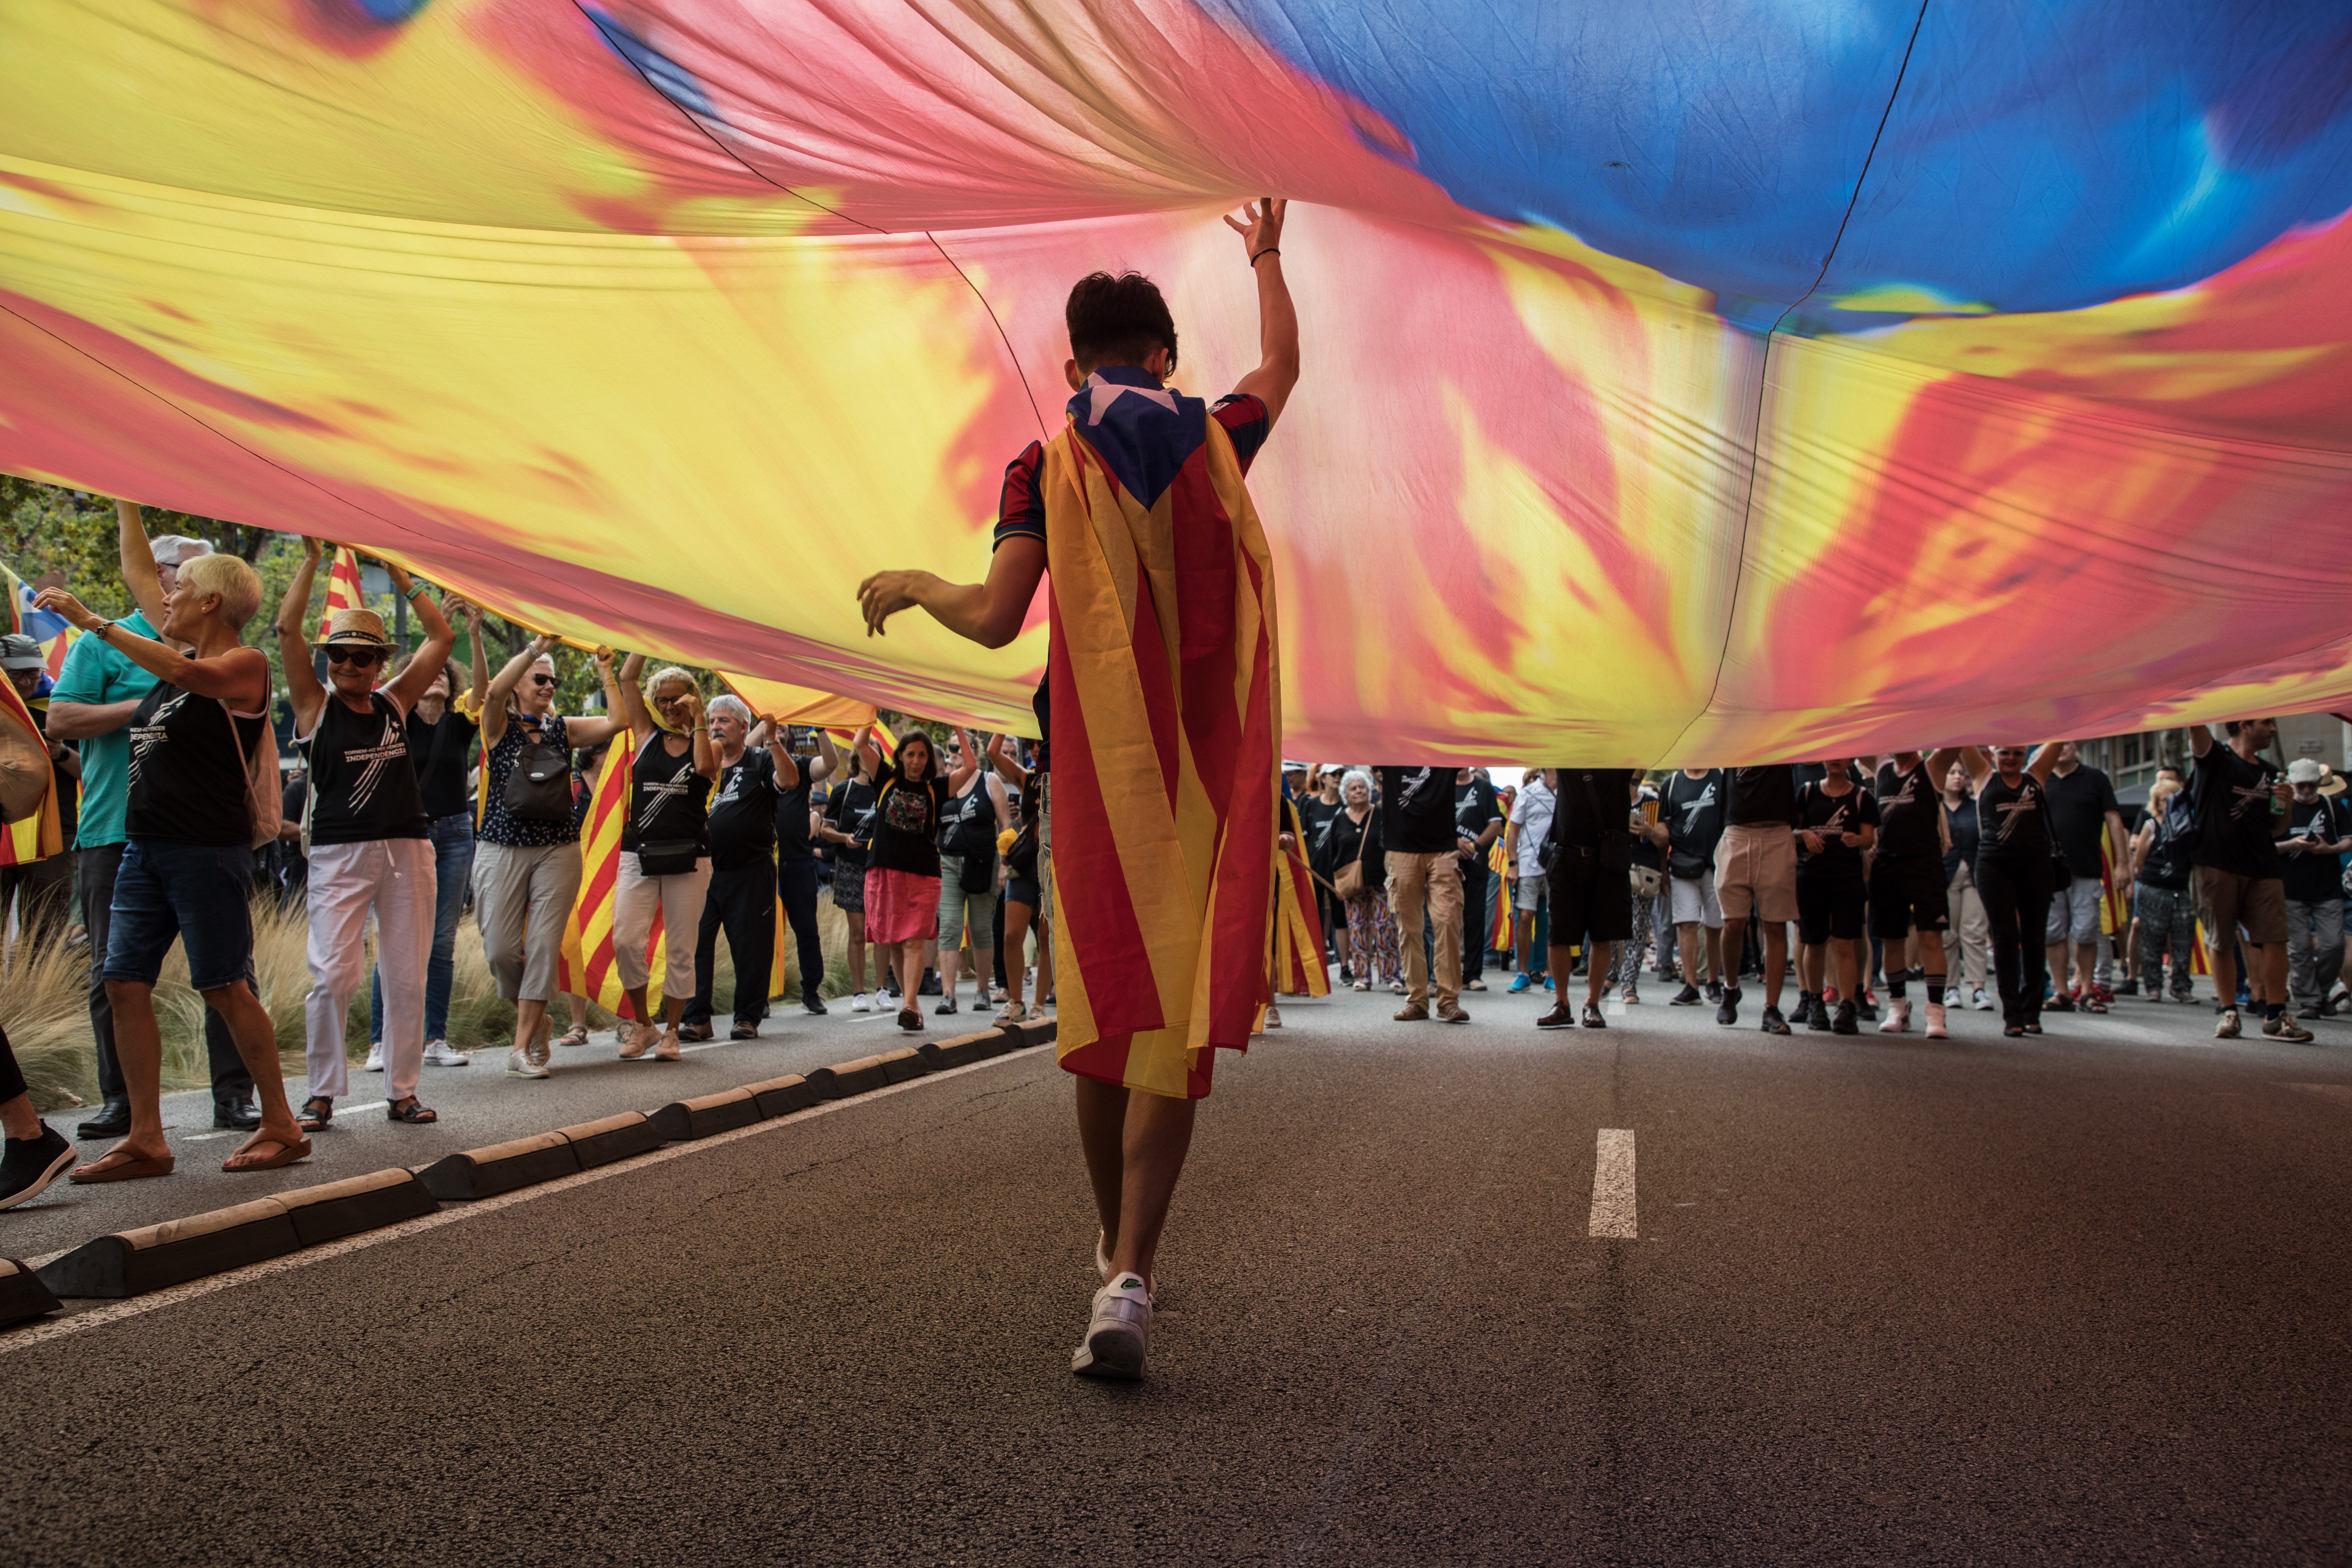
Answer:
[
  {"left": 1975, "top": 771, "right": 2051, "bottom": 864},
  {"left": 308, "top": 691, "right": 429, "bottom": 845},
  {"left": 1873, "top": 759, "right": 1939, "bottom": 861},
  {"left": 624, "top": 734, "right": 709, "bottom": 852},
  {"left": 126, "top": 680, "right": 268, "bottom": 847}
]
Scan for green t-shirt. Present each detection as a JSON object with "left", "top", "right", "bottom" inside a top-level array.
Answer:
[{"left": 49, "top": 610, "right": 160, "bottom": 849}]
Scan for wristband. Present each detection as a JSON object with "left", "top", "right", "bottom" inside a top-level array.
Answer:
[
  {"left": 403, "top": 581, "right": 427, "bottom": 602},
  {"left": 1250, "top": 246, "right": 1280, "bottom": 265},
  {"left": 92, "top": 619, "right": 114, "bottom": 643}
]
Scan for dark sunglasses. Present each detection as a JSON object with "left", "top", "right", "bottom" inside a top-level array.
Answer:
[
  {"left": 326, "top": 647, "right": 385, "bottom": 666},
  {"left": 527, "top": 673, "right": 556, "bottom": 687}
]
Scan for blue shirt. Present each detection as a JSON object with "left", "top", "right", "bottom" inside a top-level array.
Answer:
[{"left": 49, "top": 610, "right": 160, "bottom": 849}]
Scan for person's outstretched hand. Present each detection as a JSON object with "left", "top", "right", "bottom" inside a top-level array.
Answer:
[
  {"left": 1223, "top": 197, "right": 1287, "bottom": 262},
  {"left": 858, "top": 570, "right": 932, "bottom": 637}
]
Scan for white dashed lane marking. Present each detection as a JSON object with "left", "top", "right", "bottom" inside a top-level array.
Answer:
[{"left": 1589, "top": 1128, "right": 1637, "bottom": 1239}]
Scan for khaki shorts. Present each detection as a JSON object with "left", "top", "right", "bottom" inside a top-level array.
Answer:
[
  {"left": 2193, "top": 864, "right": 2286, "bottom": 947},
  {"left": 1714, "top": 824, "right": 1798, "bottom": 924}
]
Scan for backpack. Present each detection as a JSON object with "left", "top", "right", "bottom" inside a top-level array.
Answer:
[{"left": 503, "top": 717, "right": 574, "bottom": 821}]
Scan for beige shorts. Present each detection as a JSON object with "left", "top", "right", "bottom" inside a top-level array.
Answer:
[
  {"left": 2194, "top": 864, "right": 2286, "bottom": 947},
  {"left": 1714, "top": 824, "right": 1798, "bottom": 924}
]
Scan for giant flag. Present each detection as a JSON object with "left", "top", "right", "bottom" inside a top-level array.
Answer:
[{"left": 2, "top": 3, "right": 2351, "bottom": 761}]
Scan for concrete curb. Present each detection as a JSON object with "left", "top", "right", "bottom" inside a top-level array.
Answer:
[
  {"left": 26, "top": 1016, "right": 1058, "bottom": 1302},
  {"left": 1, "top": 1258, "right": 62, "bottom": 1326}
]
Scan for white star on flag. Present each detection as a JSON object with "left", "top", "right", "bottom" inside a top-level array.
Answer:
[{"left": 1085, "top": 372, "right": 1178, "bottom": 425}]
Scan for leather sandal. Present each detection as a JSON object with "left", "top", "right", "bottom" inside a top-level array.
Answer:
[
  {"left": 385, "top": 1097, "right": 438, "bottom": 1124},
  {"left": 70, "top": 1148, "right": 175, "bottom": 1184},
  {"left": 298, "top": 1097, "right": 334, "bottom": 1132},
  {"left": 556, "top": 1023, "right": 592, "bottom": 1047}
]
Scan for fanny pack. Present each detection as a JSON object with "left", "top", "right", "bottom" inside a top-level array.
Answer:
[{"left": 636, "top": 839, "right": 701, "bottom": 877}]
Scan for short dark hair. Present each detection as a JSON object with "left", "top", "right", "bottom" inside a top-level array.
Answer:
[{"left": 1066, "top": 272, "right": 1177, "bottom": 375}]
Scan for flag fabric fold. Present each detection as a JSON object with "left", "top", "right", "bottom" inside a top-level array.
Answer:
[
  {"left": 1270, "top": 794, "right": 1330, "bottom": 1000},
  {"left": 559, "top": 728, "right": 667, "bottom": 1017}
]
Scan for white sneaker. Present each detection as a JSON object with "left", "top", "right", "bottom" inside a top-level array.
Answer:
[
  {"left": 363, "top": 1041, "right": 385, "bottom": 1073},
  {"left": 1264, "top": 1002, "right": 1283, "bottom": 1029},
  {"left": 1071, "top": 1273, "right": 1152, "bottom": 1379},
  {"left": 1972, "top": 988, "right": 1994, "bottom": 1011},
  {"left": 1924, "top": 1001, "right": 1948, "bottom": 1039},
  {"left": 506, "top": 1047, "right": 550, "bottom": 1080},
  {"left": 1879, "top": 999, "right": 1910, "bottom": 1034},
  {"left": 850, "top": 992, "right": 872, "bottom": 1013},
  {"left": 1000, "top": 1001, "right": 1029, "bottom": 1023},
  {"left": 422, "top": 1039, "right": 471, "bottom": 1067},
  {"left": 2214, "top": 1007, "right": 2242, "bottom": 1040}
]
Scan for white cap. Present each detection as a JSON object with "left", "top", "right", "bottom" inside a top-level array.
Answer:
[{"left": 149, "top": 534, "right": 212, "bottom": 567}]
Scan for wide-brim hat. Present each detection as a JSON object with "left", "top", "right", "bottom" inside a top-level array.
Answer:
[
  {"left": 2316, "top": 765, "right": 2347, "bottom": 797},
  {"left": 320, "top": 607, "right": 394, "bottom": 649}
]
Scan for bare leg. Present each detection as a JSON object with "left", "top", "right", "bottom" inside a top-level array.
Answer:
[
  {"left": 2260, "top": 941, "right": 2289, "bottom": 1009},
  {"left": 567, "top": 992, "right": 588, "bottom": 1029},
  {"left": 2210, "top": 936, "right": 2239, "bottom": 1009},
  {"left": 98, "top": 980, "right": 172, "bottom": 1162},
  {"left": 844, "top": 910, "right": 867, "bottom": 992},
  {"left": 1001, "top": 901, "right": 1032, "bottom": 1007},
  {"left": 1721, "top": 916, "right": 1748, "bottom": 989},
  {"left": 1704, "top": 924, "right": 1723, "bottom": 985},
  {"left": 939, "top": 939, "right": 962, "bottom": 1003},
  {"left": 1677, "top": 923, "right": 1702, "bottom": 986},
  {"left": 1075, "top": 1077, "right": 1198, "bottom": 1288},
  {"left": 1760, "top": 923, "right": 1789, "bottom": 1011},
  {"left": 1582, "top": 941, "right": 1613, "bottom": 1008},
  {"left": 0, "top": 1090, "right": 35, "bottom": 1141},
  {"left": 201, "top": 980, "right": 306, "bottom": 1168},
  {"left": 1799, "top": 943, "right": 1825, "bottom": 996},
  {"left": 622, "top": 984, "right": 654, "bottom": 1042},
  {"left": 513, "top": 996, "right": 549, "bottom": 1054}
]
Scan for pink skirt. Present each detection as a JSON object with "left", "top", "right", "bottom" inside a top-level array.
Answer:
[{"left": 863, "top": 867, "right": 941, "bottom": 945}]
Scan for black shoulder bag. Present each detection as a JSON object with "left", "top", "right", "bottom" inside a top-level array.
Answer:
[{"left": 503, "top": 718, "right": 573, "bottom": 822}]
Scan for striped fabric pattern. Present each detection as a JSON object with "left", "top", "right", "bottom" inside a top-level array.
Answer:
[
  {"left": 559, "top": 729, "right": 669, "bottom": 1018},
  {"left": 1045, "top": 386, "right": 1281, "bottom": 1101},
  {"left": 317, "top": 546, "right": 365, "bottom": 640},
  {"left": 1271, "top": 795, "right": 1330, "bottom": 1001}
]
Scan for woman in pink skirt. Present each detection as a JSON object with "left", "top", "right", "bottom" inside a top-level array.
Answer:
[{"left": 860, "top": 726, "right": 978, "bottom": 1029}]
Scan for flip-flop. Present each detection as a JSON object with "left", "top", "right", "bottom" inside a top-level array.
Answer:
[
  {"left": 69, "top": 1149, "right": 175, "bottom": 1184},
  {"left": 222, "top": 1135, "right": 313, "bottom": 1173}
]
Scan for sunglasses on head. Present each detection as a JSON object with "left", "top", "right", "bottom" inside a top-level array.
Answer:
[{"left": 326, "top": 647, "right": 384, "bottom": 666}]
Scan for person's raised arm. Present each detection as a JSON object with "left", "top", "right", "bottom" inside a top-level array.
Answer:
[
  {"left": 1924, "top": 745, "right": 1966, "bottom": 782},
  {"left": 456, "top": 598, "right": 490, "bottom": 713},
  {"left": 765, "top": 720, "right": 802, "bottom": 791},
  {"left": 987, "top": 767, "right": 1013, "bottom": 828},
  {"left": 1961, "top": 747, "right": 1993, "bottom": 786},
  {"left": 615, "top": 652, "right": 653, "bottom": 744},
  {"left": 948, "top": 726, "right": 979, "bottom": 794},
  {"left": 1220, "top": 198, "right": 1298, "bottom": 428},
  {"left": 560, "top": 651, "right": 628, "bottom": 750},
  {"left": 480, "top": 635, "right": 555, "bottom": 748},
  {"left": 273, "top": 536, "right": 328, "bottom": 734},
  {"left": 858, "top": 533, "right": 1044, "bottom": 646},
  {"left": 679, "top": 687, "right": 717, "bottom": 781},
  {"left": 2026, "top": 743, "right": 2062, "bottom": 783},
  {"left": 33, "top": 588, "right": 266, "bottom": 707},
  {"left": 113, "top": 500, "right": 168, "bottom": 631},
  {"left": 817, "top": 729, "right": 847, "bottom": 784},
  {"left": 2187, "top": 723, "right": 2215, "bottom": 758},
  {"left": 855, "top": 728, "right": 882, "bottom": 779},
  {"left": 987, "top": 731, "right": 1028, "bottom": 790},
  {"left": 380, "top": 560, "right": 455, "bottom": 717}
]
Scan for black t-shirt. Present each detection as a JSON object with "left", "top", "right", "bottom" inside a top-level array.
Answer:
[
  {"left": 1942, "top": 794, "right": 1979, "bottom": 882},
  {"left": 1299, "top": 795, "right": 1341, "bottom": 876},
  {"left": 827, "top": 777, "right": 879, "bottom": 870},
  {"left": 2282, "top": 796, "right": 2346, "bottom": 905},
  {"left": 2190, "top": 742, "right": 2282, "bottom": 878},
  {"left": 1548, "top": 769, "right": 1640, "bottom": 851},
  {"left": 1661, "top": 770, "right": 1725, "bottom": 879},
  {"left": 307, "top": 690, "right": 429, "bottom": 846},
  {"left": 625, "top": 735, "right": 712, "bottom": 854},
  {"left": 772, "top": 752, "right": 819, "bottom": 862},
  {"left": 1725, "top": 766, "right": 1800, "bottom": 828},
  {"left": 1455, "top": 776, "right": 1502, "bottom": 864},
  {"left": 2136, "top": 793, "right": 2193, "bottom": 891},
  {"left": 1630, "top": 787, "right": 1663, "bottom": 871},
  {"left": 125, "top": 680, "right": 267, "bottom": 847},
  {"left": 1975, "top": 770, "right": 2051, "bottom": 864},
  {"left": 1325, "top": 806, "right": 1382, "bottom": 888},
  {"left": 1377, "top": 767, "right": 1460, "bottom": 855},
  {"left": 868, "top": 761, "right": 951, "bottom": 878},
  {"left": 938, "top": 775, "right": 1001, "bottom": 861},
  {"left": 1795, "top": 779, "right": 1878, "bottom": 878},
  {"left": 2044, "top": 765, "right": 2121, "bottom": 878},
  {"left": 706, "top": 749, "right": 778, "bottom": 870},
  {"left": 1873, "top": 758, "right": 1941, "bottom": 862},
  {"left": 403, "top": 705, "right": 478, "bottom": 821}
]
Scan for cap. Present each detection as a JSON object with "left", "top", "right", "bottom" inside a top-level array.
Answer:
[
  {"left": 320, "top": 607, "right": 394, "bottom": 649},
  {"left": 0, "top": 634, "right": 43, "bottom": 672},
  {"left": 148, "top": 534, "right": 213, "bottom": 568},
  {"left": 1282, "top": 758, "right": 1307, "bottom": 772},
  {"left": 2288, "top": 757, "right": 2326, "bottom": 784}
]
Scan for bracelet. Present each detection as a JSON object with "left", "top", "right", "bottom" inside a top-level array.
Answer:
[
  {"left": 92, "top": 619, "right": 114, "bottom": 643},
  {"left": 1250, "top": 246, "right": 1280, "bottom": 266},
  {"left": 402, "top": 581, "right": 426, "bottom": 602}
]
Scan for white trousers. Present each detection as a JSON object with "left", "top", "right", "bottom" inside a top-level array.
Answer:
[
  {"left": 305, "top": 837, "right": 434, "bottom": 1102},
  {"left": 614, "top": 851, "right": 712, "bottom": 998}
]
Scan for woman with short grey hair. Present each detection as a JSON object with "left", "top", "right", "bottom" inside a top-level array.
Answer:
[{"left": 1325, "top": 769, "right": 1401, "bottom": 993}]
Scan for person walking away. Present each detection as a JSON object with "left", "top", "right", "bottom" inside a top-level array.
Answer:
[
  {"left": 474, "top": 638, "right": 626, "bottom": 1079},
  {"left": 1454, "top": 768, "right": 1503, "bottom": 993},
  {"left": 989, "top": 733, "right": 1050, "bottom": 1021},
  {"left": 1939, "top": 760, "right": 1991, "bottom": 1009},
  {"left": 45, "top": 521, "right": 258, "bottom": 1137},
  {"left": 816, "top": 731, "right": 883, "bottom": 1009},
  {"left": 857, "top": 729, "right": 971, "bottom": 1031},
  {"left": 2040, "top": 742, "right": 2127, "bottom": 1013},
  {"left": 855, "top": 202, "right": 1297, "bottom": 1378},
  {"left": 2277, "top": 757, "right": 2351, "bottom": 1019},
  {"left": 2185, "top": 720, "right": 2303, "bottom": 1040},
  {"left": 768, "top": 721, "right": 834, "bottom": 1016},
  {"left": 366, "top": 602, "right": 489, "bottom": 1068},
  {"left": 1792, "top": 761, "right": 1879, "bottom": 1034},
  {"left": 2128, "top": 775, "right": 2198, "bottom": 1003},
  {"left": 1715, "top": 765, "right": 1802, "bottom": 1034},
  {"left": 936, "top": 729, "right": 1011, "bottom": 1016},
  {"left": 1871, "top": 748, "right": 1963, "bottom": 1036},
  {"left": 1378, "top": 765, "right": 1470, "bottom": 1023},
  {"left": 611, "top": 661, "right": 718, "bottom": 1060},
  {"left": 682, "top": 696, "right": 781, "bottom": 1041},
  {"left": 1535, "top": 769, "right": 1639, "bottom": 1029},
  {"left": 273, "top": 540, "right": 454, "bottom": 1129},
  {"left": 1504, "top": 768, "right": 1555, "bottom": 992},
  {"left": 1661, "top": 766, "right": 1727, "bottom": 1005},
  {"left": 1961, "top": 744, "right": 2062, "bottom": 1037},
  {"left": 0, "top": 634, "right": 78, "bottom": 947},
  {"left": 36, "top": 506, "right": 306, "bottom": 1178}
]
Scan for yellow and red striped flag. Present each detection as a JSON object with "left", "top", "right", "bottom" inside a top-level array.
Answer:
[
  {"left": 1488, "top": 839, "right": 1514, "bottom": 952},
  {"left": 1268, "top": 795, "right": 1330, "bottom": 1001},
  {"left": 316, "top": 545, "right": 365, "bottom": 640},
  {"left": 0, "top": 667, "right": 62, "bottom": 867},
  {"left": 2098, "top": 821, "right": 2130, "bottom": 937},
  {"left": 558, "top": 729, "right": 668, "bottom": 1018}
]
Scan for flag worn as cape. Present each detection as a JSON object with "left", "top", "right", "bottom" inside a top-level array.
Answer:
[
  {"left": 1046, "top": 373, "right": 1280, "bottom": 1100},
  {"left": 2098, "top": 822, "right": 2129, "bottom": 937},
  {"left": 0, "top": 670, "right": 61, "bottom": 866},
  {"left": 1488, "top": 839, "right": 1513, "bottom": 953},
  {"left": 1271, "top": 794, "right": 1329, "bottom": 999},
  {"left": 559, "top": 728, "right": 667, "bottom": 1016}
]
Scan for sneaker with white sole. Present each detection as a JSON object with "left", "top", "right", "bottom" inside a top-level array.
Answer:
[
  {"left": 850, "top": 992, "right": 872, "bottom": 1013},
  {"left": 1071, "top": 1273, "right": 1152, "bottom": 1380},
  {"left": 1879, "top": 999, "right": 1911, "bottom": 1034},
  {"left": 1972, "top": 988, "right": 1994, "bottom": 1011},
  {"left": 0, "top": 1126, "right": 77, "bottom": 1212},
  {"left": 422, "top": 1039, "right": 471, "bottom": 1068},
  {"left": 506, "top": 1047, "right": 550, "bottom": 1079},
  {"left": 1924, "top": 1001, "right": 1948, "bottom": 1039},
  {"left": 1264, "top": 1003, "right": 1283, "bottom": 1029},
  {"left": 1000, "top": 1000, "right": 1030, "bottom": 1023},
  {"left": 2214, "top": 1007, "right": 2241, "bottom": 1040},
  {"left": 363, "top": 1041, "right": 385, "bottom": 1073}
]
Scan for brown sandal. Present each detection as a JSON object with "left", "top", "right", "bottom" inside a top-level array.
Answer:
[
  {"left": 222, "top": 1134, "right": 313, "bottom": 1173},
  {"left": 70, "top": 1148, "right": 175, "bottom": 1184}
]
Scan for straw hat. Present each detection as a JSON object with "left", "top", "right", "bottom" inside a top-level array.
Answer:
[{"left": 320, "top": 607, "right": 394, "bottom": 649}]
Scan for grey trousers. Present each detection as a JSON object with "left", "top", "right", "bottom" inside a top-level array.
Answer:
[
  {"left": 472, "top": 840, "right": 582, "bottom": 1005},
  {"left": 2285, "top": 897, "right": 2345, "bottom": 1010},
  {"left": 2135, "top": 883, "right": 2198, "bottom": 1000}
]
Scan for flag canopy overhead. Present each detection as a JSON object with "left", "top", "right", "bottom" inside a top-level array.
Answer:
[{"left": 2, "top": 1, "right": 2348, "bottom": 764}]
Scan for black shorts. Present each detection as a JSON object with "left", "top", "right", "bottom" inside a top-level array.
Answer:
[
  {"left": 1549, "top": 849, "right": 1632, "bottom": 945},
  {"left": 1797, "top": 872, "right": 1867, "bottom": 945},
  {"left": 1868, "top": 855, "right": 1951, "bottom": 939}
]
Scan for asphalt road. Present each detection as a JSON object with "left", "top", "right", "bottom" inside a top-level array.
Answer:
[{"left": 5, "top": 978, "right": 2350, "bottom": 1566}]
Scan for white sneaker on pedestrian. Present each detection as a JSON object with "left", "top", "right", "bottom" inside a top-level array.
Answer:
[
  {"left": 422, "top": 1039, "right": 471, "bottom": 1067},
  {"left": 851, "top": 992, "right": 872, "bottom": 1013},
  {"left": 1264, "top": 1002, "right": 1283, "bottom": 1029},
  {"left": 1071, "top": 1273, "right": 1152, "bottom": 1380},
  {"left": 2214, "top": 1007, "right": 2242, "bottom": 1040},
  {"left": 1972, "top": 988, "right": 1994, "bottom": 1011},
  {"left": 506, "top": 1047, "right": 550, "bottom": 1079},
  {"left": 1924, "top": 1001, "right": 1948, "bottom": 1039},
  {"left": 363, "top": 1041, "right": 385, "bottom": 1073},
  {"left": 1879, "top": 999, "right": 1910, "bottom": 1034},
  {"left": 1000, "top": 1000, "right": 1029, "bottom": 1023}
]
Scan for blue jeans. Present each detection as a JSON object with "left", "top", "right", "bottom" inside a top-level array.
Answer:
[
  {"left": 370, "top": 813, "right": 476, "bottom": 1043},
  {"left": 102, "top": 839, "right": 256, "bottom": 990}
]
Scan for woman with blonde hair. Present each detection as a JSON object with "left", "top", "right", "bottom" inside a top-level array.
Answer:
[
  {"left": 475, "top": 636, "right": 626, "bottom": 1079},
  {"left": 36, "top": 506, "right": 308, "bottom": 1178},
  {"left": 611, "top": 658, "right": 718, "bottom": 1059},
  {"left": 2131, "top": 772, "right": 2198, "bottom": 1003}
]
